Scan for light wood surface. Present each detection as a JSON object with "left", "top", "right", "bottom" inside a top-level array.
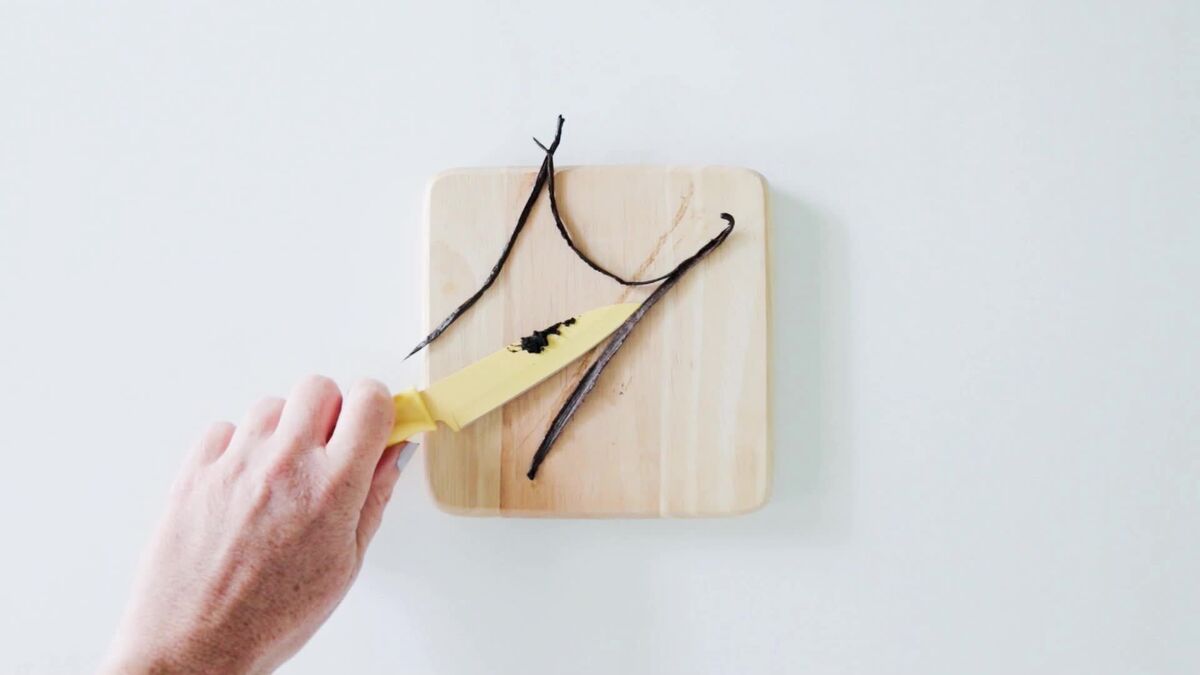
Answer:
[{"left": 421, "top": 165, "right": 770, "bottom": 517}]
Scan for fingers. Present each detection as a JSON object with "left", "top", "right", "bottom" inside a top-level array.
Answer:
[
  {"left": 189, "top": 420, "right": 236, "bottom": 465},
  {"left": 355, "top": 442, "right": 414, "bottom": 556},
  {"left": 326, "top": 379, "right": 395, "bottom": 487},
  {"left": 275, "top": 375, "right": 343, "bottom": 449},
  {"left": 228, "top": 396, "right": 285, "bottom": 449}
]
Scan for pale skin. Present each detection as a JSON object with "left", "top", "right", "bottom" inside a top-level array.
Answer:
[{"left": 101, "top": 375, "right": 411, "bottom": 675}]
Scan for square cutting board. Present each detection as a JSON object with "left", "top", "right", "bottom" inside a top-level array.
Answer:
[{"left": 421, "top": 165, "right": 770, "bottom": 517}]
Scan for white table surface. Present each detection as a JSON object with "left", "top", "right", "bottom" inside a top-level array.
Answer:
[{"left": 1, "top": 2, "right": 1196, "bottom": 673}]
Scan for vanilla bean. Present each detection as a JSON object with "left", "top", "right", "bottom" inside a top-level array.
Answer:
[
  {"left": 543, "top": 152, "right": 672, "bottom": 287},
  {"left": 404, "top": 116, "right": 565, "bottom": 359},
  {"left": 525, "top": 213, "right": 735, "bottom": 479},
  {"left": 404, "top": 117, "right": 737, "bottom": 482}
]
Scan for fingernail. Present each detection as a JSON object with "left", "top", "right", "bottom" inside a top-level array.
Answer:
[{"left": 395, "top": 442, "right": 419, "bottom": 472}]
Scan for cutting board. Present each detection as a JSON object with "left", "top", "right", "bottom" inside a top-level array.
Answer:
[{"left": 421, "top": 165, "right": 770, "bottom": 517}]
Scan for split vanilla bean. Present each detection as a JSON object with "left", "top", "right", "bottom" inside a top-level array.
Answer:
[
  {"left": 525, "top": 213, "right": 734, "bottom": 479},
  {"left": 408, "top": 117, "right": 736, "bottom": 479},
  {"left": 404, "top": 116, "right": 565, "bottom": 359}
]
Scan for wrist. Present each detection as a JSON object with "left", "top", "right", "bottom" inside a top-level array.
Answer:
[{"left": 101, "top": 633, "right": 257, "bottom": 675}]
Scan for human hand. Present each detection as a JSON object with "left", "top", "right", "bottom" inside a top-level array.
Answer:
[{"left": 101, "top": 376, "right": 412, "bottom": 675}]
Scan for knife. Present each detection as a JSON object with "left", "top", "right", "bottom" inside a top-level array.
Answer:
[{"left": 387, "top": 302, "right": 638, "bottom": 445}]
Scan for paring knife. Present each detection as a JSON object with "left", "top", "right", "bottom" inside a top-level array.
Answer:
[{"left": 388, "top": 303, "right": 638, "bottom": 445}]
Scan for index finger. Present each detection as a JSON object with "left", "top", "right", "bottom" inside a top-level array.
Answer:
[{"left": 326, "top": 379, "right": 395, "bottom": 488}]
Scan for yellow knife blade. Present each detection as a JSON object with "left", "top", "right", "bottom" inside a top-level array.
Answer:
[{"left": 388, "top": 303, "right": 639, "bottom": 445}]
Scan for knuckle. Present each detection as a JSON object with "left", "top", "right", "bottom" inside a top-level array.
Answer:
[
  {"left": 195, "top": 421, "right": 235, "bottom": 459},
  {"left": 206, "top": 420, "right": 235, "bottom": 443},
  {"left": 352, "top": 378, "right": 390, "bottom": 402},
  {"left": 245, "top": 397, "right": 285, "bottom": 432},
  {"left": 304, "top": 467, "right": 344, "bottom": 511},
  {"left": 314, "top": 480, "right": 343, "bottom": 510},
  {"left": 251, "top": 461, "right": 302, "bottom": 511},
  {"left": 260, "top": 452, "right": 297, "bottom": 485},
  {"left": 369, "top": 484, "right": 393, "bottom": 512},
  {"left": 273, "top": 427, "right": 317, "bottom": 453},
  {"left": 270, "top": 430, "right": 300, "bottom": 451},
  {"left": 169, "top": 467, "right": 199, "bottom": 498},
  {"left": 321, "top": 458, "right": 353, "bottom": 487},
  {"left": 317, "top": 464, "right": 357, "bottom": 502},
  {"left": 248, "top": 475, "right": 277, "bottom": 512},
  {"left": 216, "top": 458, "right": 247, "bottom": 493},
  {"left": 300, "top": 374, "right": 340, "bottom": 399},
  {"left": 349, "top": 379, "right": 394, "bottom": 424},
  {"left": 256, "top": 453, "right": 333, "bottom": 510},
  {"left": 254, "top": 396, "right": 286, "bottom": 414}
]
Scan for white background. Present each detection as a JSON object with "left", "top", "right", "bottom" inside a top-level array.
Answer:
[{"left": 1, "top": 2, "right": 1196, "bottom": 673}]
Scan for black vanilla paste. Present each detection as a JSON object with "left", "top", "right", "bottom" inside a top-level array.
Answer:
[{"left": 510, "top": 317, "right": 577, "bottom": 354}]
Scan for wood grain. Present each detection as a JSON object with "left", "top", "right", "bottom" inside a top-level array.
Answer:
[{"left": 421, "top": 165, "right": 770, "bottom": 517}]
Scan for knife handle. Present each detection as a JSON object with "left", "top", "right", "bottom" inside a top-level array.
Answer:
[{"left": 388, "top": 389, "right": 437, "bottom": 446}]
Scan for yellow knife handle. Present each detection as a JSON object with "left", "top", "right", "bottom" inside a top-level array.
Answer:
[{"left": 388, "top": 389, "right": 437, "bottom": 446}]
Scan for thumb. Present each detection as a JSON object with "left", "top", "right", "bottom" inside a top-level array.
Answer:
[{"left": 355, "top": 441, "right": 417, "bottom": 557}]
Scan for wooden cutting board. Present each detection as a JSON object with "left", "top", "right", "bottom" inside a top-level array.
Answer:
[{"left": 421, "top": 165, "right": 770, "bottom": 517}]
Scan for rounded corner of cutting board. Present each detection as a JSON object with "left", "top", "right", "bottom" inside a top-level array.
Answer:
[
  {"left": 425, "top": 471, "right": 499, "bottom": 518},
  {"left": 731, "top": 484, "right": 773, "bottom": 517},
  {"left": 424, "top": 166, "right": 517, "bottom": 206},
  {"left": 718, "top": 165, "right": 770, "bottom": 187}
]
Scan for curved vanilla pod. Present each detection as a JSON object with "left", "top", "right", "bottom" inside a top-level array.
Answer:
[
  {"left": 542, "top": 151, "right": 673, "bottom": 287},
  {"left": 525, "top": 213, "right": 735, "bottom": 479},
  {"left": 404, "top": 116, "right": 566, "bottom": 358},
  {"left": 408, "top": 116, "right": 708, "bottom": 358}
]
